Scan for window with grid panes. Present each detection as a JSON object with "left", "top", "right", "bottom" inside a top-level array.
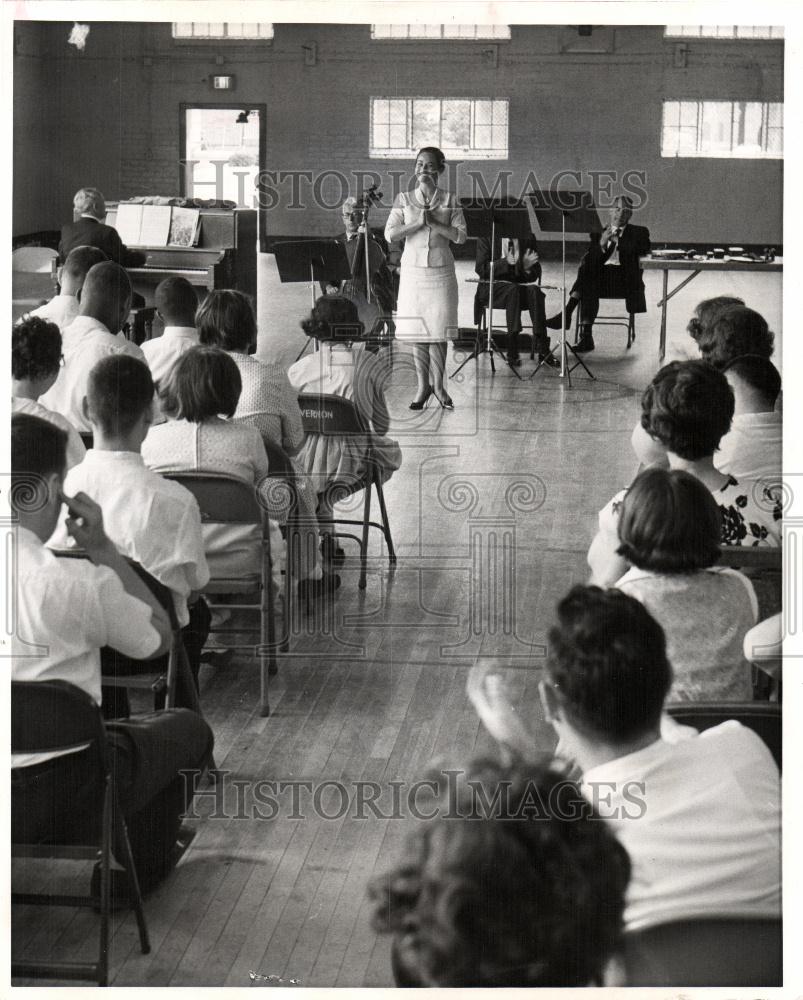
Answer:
[
  {"left": 370, "top": 98, "right": 508, "bottom": 158},
  {"left": 172, "top": 23, "right": 274, "bottom": 39},
  {"left": 664, "top": 26, "right": 783, "bottom": 39},
  {"left": 661, "top": 101, "right": 783, "bottom": 158},
  {"left": 371, "top": 24, "right": 510, "bottom": 40}
]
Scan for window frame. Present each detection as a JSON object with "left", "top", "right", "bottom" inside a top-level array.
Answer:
[
  {"left": 370, "top": 24, "right": 511, "bottom": 41},
  {"left": 663, "top": 25, "right": 783, "bottom": 40},
  {"left": 369, "top": 97, "right": 509, "bottom": 160},
  {"left": 660, "top": 100, "right": 783, "bottom": 159},
  {"left": 171, "top": 23, "right": 274, "bottom": 43}
]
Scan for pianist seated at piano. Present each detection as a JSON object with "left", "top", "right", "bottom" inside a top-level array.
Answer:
[
  {"left": 59, "top": 187, "right": 146, "bottom": 269},
  {"left": 474, "top": 233, "right": 557, "bottom": 367},
  {"left": 40, "top": 262, "right": 146, "bottom": 434}
]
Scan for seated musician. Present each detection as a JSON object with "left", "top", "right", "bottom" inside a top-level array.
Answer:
[
  {"left": 474, "top": 232, "right": 558, "bottom": 368},
  {"left": 546, "top": 196, "right": 651, "bottom": 353},
  {"left": 59, "top": 187, "right": 146, "bottom": 269},
  {"left": 323, "top": 197, "right": 397, "bottom": 343}
]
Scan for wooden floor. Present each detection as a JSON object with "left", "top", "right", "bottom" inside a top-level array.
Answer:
[{"left": 11, "top": 254, "right": 783, "bottom": 988}]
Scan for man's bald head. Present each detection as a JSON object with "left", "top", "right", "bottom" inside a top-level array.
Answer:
[
  {"left": 61, "top": 245, "right": 108, "bottom": 296},
  {"left": 78, "top": 261, "right": 132, "bottom": 334}
]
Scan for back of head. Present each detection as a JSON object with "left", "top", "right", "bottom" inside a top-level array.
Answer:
[
  {"left": 11, "top": 413, "right": 68, "bottom": 490},
  {"left": 160, "top": 345, "right": 242, "bottom": 422},
  {"left": 87, "top": 354, "right": 154, "bottom": 436},
  {"left": 640, "top": 359, "right": 734, "bottom": 459},
  {"left": 722, "top": 353, "right": 781, "bottom": 409},
  {"left": 546, "top": 585, "right": 672, "bottom": 743},
  {"left": 301, "top": 295, "right": 363, "bottom": 342},
  {"left": 62, "top": 245, "right": 107, "bottom": 286},
  {"left": 12, "top": 317, "right": 62, "bottom": 382},
  {"left": 79, "top": 261, "right": 132, "bottom": 328},
  {"left": 696, "top": 305, "right": 774, "bottom": 370},
  {"left": 73, "top": 187, "right": 106, "bottom": 220},
  {"left": 617, "top": 467, "right": 722, "bottom": 572},
  {"left": 369, "top": 756, "right": 630, "bottom": 987},
  {"left": 687, "top": 295, "right": 744, "bottom": 345},
  {"left": 196, "top": 289, "right": 256, "bottom": 352},
  {"left": 155, "top": 276, "right": 199, "bottom": 327}
]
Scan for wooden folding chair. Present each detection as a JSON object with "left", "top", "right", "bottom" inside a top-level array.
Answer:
[
  {"left": 297, "top": 393, "right": 396, "bottom": 589},
  {"left": 12, "top": 679, "right": 151, "bottom": 986},
  {"left": 164, "top": 473, "right": 278, "bottom": 717}
]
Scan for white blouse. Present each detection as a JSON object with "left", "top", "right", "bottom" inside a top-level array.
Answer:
[{"left": 384, "top": 189, "right": 466, "bottom": 268}]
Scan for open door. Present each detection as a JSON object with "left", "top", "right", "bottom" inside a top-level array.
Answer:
[{"left": 180, "top": 103, "right": 267, "bottom": 251}]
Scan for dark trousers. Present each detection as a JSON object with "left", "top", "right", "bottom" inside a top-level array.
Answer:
[
  {"left": 570, "top": 247, "right": 629, "bottom": 328},
  {"left": 12, "top": 708, "right": 213, "bottom": 892},
  {"left": 476, "top": 281, "right": 549, "bottom": 355}
]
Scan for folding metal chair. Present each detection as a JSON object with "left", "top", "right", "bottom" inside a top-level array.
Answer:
[
  {"left": 575, "top": 292, "right": 636, "bottom": 349},
  {"left": 164, "top": 473, "right": 278, "bottom": 717},
  {"left": 667, "top": 701, "right": 781, "bottom": 770},
  {"left": 11, "top": 679, "right": 151, "bottom": 986},
  {"left": 297, "top": 393, "right": 396, "bottom": 590}
]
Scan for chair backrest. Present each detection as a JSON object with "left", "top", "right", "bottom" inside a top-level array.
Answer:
[
  {"left": 263, "top": 437, "right": 296, "bottom": 481},
  {"left": 667, "top": 701, "right": 781, "bottom": 769},
  {"left": 12, "top": 246, "right": 58, "bottom": 273},
  {"left": 718, "top": 545, "right": 782, "bottom": 571},
  {"left": 163, "top": 472, "right": 264, "bottom": 526},
  {"left": 12, "top": 679, "right": 106, "bottom": 764},
  {"left": 297, "top": 393, "right": 369, "bottom": 436},
  {"left": 623, "top": 916, "right": 781, "bottom": 986}
]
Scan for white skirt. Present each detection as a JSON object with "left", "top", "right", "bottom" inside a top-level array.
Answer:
[{"left": 394, "top": 264, "right": 458, "bottom": 343}]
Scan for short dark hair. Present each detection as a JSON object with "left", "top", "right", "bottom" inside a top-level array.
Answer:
[
  {"left": 12, "top": 317, "right": 62, "bottom": 381},
  {"left": 160, "top": 345, "right": 241, "bottom": 421},
  {"left": 640, "top": 360, "right": 734, "bottom": 459},
  {"left": 546, "top": 585, "right": 672, "bottom": 743},
  {"left": 686, "top": 295, "right": 744, "bottom": 345},
  {"left": 721, "top": 353, "right": 781, "bottom": 408},
  {"left": 369, "top": 756, "right": 630, "bottom": 987},
  {"left": 696, "top": 304, "right": 774, "bottom": 370},
  {"left": 196, "top": 289, "right": 257, "bottom": 352},
  {"left": 300, "top": 295, "right": 363, "bottom": 341},
  {"left": 155, "top": 276, "right": 198, "bottom": 325},
  {"left": 87, "top": 354, "right": 154, "bottom": 435},
  {"left": 617, "top": 468, "right": 722, "bottom": 572},
  {"left": 62, "top": 245, "right": 107, "bottom": 283},
  {"left": 416, "top": 146, "right": 446, "bottom": 172},
  {"left": 11, "top": 413, "right": 68, "bottom": 493}
]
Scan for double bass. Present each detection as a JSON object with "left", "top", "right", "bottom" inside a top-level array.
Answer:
[{"left": 337, "top": 184, "right": 389, "bottom": 336}]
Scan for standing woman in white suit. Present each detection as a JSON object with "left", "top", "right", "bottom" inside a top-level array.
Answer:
[{"left": 385, "top": 147, "right": 467, "bottom": 410}]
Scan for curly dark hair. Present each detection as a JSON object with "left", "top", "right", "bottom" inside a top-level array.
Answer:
[
  {"left": 686, "top": 295, "right": 744, "bottom": 345},
  {"left": 695, "top": 304, "right": 774, "bottom": 370},
  {"left": 12, "top": 317, "right": 62, "bottom": 381},
  {"left": 640, "top": 360, "right": 734, "bottom": 459},
  {"left": 617, "top": 467, "right": 722, "bottom": 573},
  {"left": 196, "top": 289, "right": 257, "bottom": 353},
  {"left": 300, "top": 295, "right": 363, "bottom": 341},
  {"left": 546, "top": 585, "right": 671, "bottom": 743},
  {"left": 369, "top": 756, "right": 631, "bottom": 987}
]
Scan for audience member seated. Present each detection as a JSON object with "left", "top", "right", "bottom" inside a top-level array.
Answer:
[
  {"left": 590, "top": 360, "right": 781, "bottom": 587},
  {"left": 12, "top": 317, "right": 86, "bottom": 469},
  {"left": 288, "top": 296, "right": 402, "bottom": 552},
  {"left": 631, "top": 296, "right": 746, "bottom": 467},
  {"left": 615, "top": 468, "right": 757, "bottom": 701},
  {"left": 467, "top": 586, "right": 781, "bottom": 932},
  {"left": 11, "top": 413, "right": 213, "bottom": 902},
  {"left": 40, "top": 261, "right": 145, "bottom": 432},
  {"left": 19, "top": 245, "right": 107, "bottom": 330},
  {"left": 141, "top": 276, "right": 200, "bottom": 388},
  {"left": 48, "top": 355, "right": 211, "bottom": 693},
  {"left": 143, "top": 347, "right": 336, "bottom": 600},
  {"left": 693, "top": 303, "right": 775, "bottom": 371},
  {"left": 474, "top": 231, "right": 557, "bottom": 367},
  {"left": 716, "top": 355, "right": 781, "bottom": 481},
  {"left": 368, "top": 756, "right": 631, "bottom": 986},
  {"left": 58, "top": 186, "right": 146, "bottom": 268},
  {"left": 196, "top": 290, "right": 329, "bottom": 581}
]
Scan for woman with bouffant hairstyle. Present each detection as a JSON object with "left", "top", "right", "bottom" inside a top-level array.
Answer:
[
  {"left": 368, "top": 757, "right": 630, "bottom": 987},
  {"left": 615, "top": 467, "right": 758, "bottom": 701}
]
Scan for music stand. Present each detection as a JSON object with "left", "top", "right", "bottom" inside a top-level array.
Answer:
[
  {"left": 526, "top": 191, "right": 599, "bottom": 386},
  {"left": 273, "top": 240, "right": 351, "bottom": 359},
  {"left": 451, "top": 198, "right": 535, "bottom": 381}
]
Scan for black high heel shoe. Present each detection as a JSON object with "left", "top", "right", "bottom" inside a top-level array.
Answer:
[
  {"left": 409, "top": 385, "right": 434, "bottom": 410},
  {"left": 434, "top": 390, "right": 454, "bottom": 410}
]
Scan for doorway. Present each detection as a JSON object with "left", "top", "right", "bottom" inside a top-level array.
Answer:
[{"left": 180, "top": 103, "right": 268, "bottom": 250}]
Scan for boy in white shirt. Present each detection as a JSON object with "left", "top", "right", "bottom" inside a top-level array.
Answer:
[
  {"left": 20, "top": 244, "right": 106, "bottom": 330},
  {"left": 142, "top": 275, "right": 200, "bottom": 388},
  {"left": 11, "top": 413, "right": 213, "bottom": 900},
  {"left": 49, "top": 353, "right": 211, "bottom": 701}
]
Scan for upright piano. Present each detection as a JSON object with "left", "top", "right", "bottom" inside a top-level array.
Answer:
[{"left": 105, "top": 204, "right": 257, "bottom": 310}]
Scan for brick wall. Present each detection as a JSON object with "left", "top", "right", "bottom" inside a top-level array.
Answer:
[{"left": 13, "top": 21, "right": 783, "bottom": 245}]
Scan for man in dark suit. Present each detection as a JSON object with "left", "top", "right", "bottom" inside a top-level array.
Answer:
[
  {"left": 474, "top": 233, "right": 557, "bottom": 367},
  {"left": 59, "top": 187, "right": 146, "bottom": 267},
  {"left": 546, "top": 196, "right": 651, "bottom": 353}
]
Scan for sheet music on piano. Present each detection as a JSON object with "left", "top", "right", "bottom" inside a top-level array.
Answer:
[{"left": 113, "top": 203, "right": 172, "bottom": 246}]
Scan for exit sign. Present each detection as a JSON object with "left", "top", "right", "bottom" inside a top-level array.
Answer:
[{"left": 212, "top": 75, "right": 235, "bottom": 90}]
